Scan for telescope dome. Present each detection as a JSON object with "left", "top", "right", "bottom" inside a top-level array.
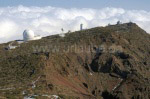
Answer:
[{"left": 23, "top": 29, "right": 35, "bottom": 41}]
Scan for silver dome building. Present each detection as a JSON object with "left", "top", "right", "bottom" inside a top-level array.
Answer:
[{"left": 23, "top": 29, "right": 35, "bottom": 41}]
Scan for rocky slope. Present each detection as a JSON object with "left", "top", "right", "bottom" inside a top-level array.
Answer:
[{"left": 0, "top": 22, "right": 150, "bottom": 99}]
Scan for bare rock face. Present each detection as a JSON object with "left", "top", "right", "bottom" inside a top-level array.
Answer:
[{"left": 0, "top": 22, "right": 150, "bottom": 98}]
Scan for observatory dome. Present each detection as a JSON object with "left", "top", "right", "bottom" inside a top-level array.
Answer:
[{"left": 23, "top": 29, "right": 35, "bottom": 41}]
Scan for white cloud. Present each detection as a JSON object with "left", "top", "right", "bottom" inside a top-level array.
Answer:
[{"left": 0, "top": 5, "right": 150, "bottom": 43}]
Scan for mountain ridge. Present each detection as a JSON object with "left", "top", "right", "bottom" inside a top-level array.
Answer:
[{"left": 0, "top": 22, "right": 150, "bottom": 98}]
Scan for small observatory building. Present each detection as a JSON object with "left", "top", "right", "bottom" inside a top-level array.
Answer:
[
  {"left": 23, "top": 29, "right": 35, "bottom": 41},
  {"left": 23, "top": 29, "right": 41, "bottom": 41}
]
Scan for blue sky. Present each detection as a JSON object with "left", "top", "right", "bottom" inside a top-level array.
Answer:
[{"left": 0, "top": 0, "right": 150, "bottom": 11}]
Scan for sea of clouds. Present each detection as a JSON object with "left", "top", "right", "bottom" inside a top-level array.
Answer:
[{"left": 0, "top": 5, "right": 150, "bottom": 43}]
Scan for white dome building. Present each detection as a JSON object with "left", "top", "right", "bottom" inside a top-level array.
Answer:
[
  {"left": 23, "top": 29, "right": 35, "bottom": 41},
  {"left": 23, "top": 29, "right": 42, "bottom": 41}
]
